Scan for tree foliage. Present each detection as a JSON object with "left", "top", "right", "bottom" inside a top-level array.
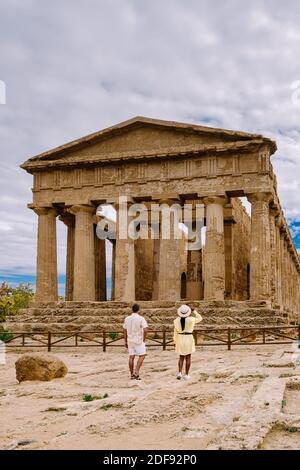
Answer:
[{"left": 0, "top": 282, "right": 34, "bottom": 322}]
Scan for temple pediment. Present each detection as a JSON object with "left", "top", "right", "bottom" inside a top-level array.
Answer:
[{"left": 21, "top": 116, "right": 276, "bottom": 172}]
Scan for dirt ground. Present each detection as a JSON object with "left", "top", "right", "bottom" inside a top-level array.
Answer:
[{"left": 1, "top": 344, "right": 300, "bottom": 450}]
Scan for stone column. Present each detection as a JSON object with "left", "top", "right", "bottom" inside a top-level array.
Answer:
[
  {"left": 152, "top": 237, "right": 160, "bottom": 300},
  {"left": 135, "top": 210, "right": 154, "bottom": 301},
  {"left": 269, "top": 206, "right": 279, "bottom": 304},
  {"left": 114, "top": 201, "right": 135, "bottom": 301},
  {"left": 247, "top": 192, "right": 272, "bottom": 301},
  {"left": 33, "top": 206, "right": 58, "bottom": 302},
  {"left": 186, "top": 248, "right": 203, "bottom": 300},
  {"left": 224, "top": 219, "right": 233, "bottom": 299},
  {"left": 185, "top": 212, "right": 202, "bottom": 300},
  {"left": 157, "top": 200, "right": 182, "bottom": 301},
  {"left": 287, "top": 246, "right": 293, "bottom": 312},
  {"left": 280, "top": 229, "right": 287, "bottom": 308},
  {"left": 275, "top": 216, "right": 283, "bottom": 307},
  {"left": 283, "top": 236, "right": 289, "bottom": 311},
  {"left": 110, "top": 240, "right": 116, "bottom": 300},
  {"left": 60, "top": 213, "right": 75, "bottom": 301},
  {"left": 202, "top": 196, "right": 227, "bottom": 300},
  {"left": 94, "top": 228, "right": 106, "bottom": 301},
  {"left": 70, "top": 205, "right": 96, "bottom": 301},
  {"left": 151, "top": 204, "right": 161, "bottom": 301}
]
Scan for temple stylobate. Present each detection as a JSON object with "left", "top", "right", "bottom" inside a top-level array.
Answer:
[{"left": 20, "top": 116, "right": 300, "bottom": 325}]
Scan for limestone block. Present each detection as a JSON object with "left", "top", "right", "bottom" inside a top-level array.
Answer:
[{"left": 15, "top": 353, "right": 68, "bottom": 382}]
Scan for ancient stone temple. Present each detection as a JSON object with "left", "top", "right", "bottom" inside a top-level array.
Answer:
[{"left": 7, "top": 117, "right": 300, "bottom": 331}]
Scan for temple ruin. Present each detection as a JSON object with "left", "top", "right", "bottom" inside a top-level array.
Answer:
[{"left": 7, "top": 117, "right": 300, "bottom": 330}]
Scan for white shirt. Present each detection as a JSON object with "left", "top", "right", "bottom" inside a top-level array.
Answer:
[{"left": 123, "top": 313, "right": 148, "bottom": 346}]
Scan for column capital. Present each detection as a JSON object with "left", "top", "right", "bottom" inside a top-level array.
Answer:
[
  {"left": 269, "top": 204, "right": 280, "bottom": 217},
  {"left": 69, "top": 204, "right": 95, "bottom": 215},
  {"left": 275, "top": 215, "right": 284, "bottom": 228},
  {"left": 246, "top": 192, "right": 273, "bottom": 204},
  {"left": 59, "top": 212, "right": 75, "bottom": 227},
  {"left": 107, "top": 195, "right": 134, "bottom": 205},
  {"left": 156, "top": 198, "right": 182, "bottom": 206},
  {"left": 151, "top": 193, "right": 181, "bottom": 202},
  {"left": 28, "top": 204, "right": 57, "bottom": 216},
  {"left": 202, "top": 195, "right": 228, "bottom": 206}
]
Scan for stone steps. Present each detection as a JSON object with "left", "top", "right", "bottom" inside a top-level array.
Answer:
[
  {"left": 3, "top": 300, "right": 289, "bottom": 333},
  {"left": 15, "top": 304, "right": 276, "bottom": 316},
  {"left": 5, "top": 314, "right": 287, "bottom": 332},
  {"left": 11, "top": 308, "right": 285, "bottom": 320},
  {"left": 4, "top": 319, "right": 287, "bottom": 334},
  {"left": 28, "top": 300, "right": 272, "bottom": 310},
  {"left": 8, "top": 310, "right": 285, "bottom": 322}
]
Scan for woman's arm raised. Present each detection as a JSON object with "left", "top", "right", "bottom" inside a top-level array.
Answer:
[{"left": 192, "top": 310, "right": 203, "bottom": 324}]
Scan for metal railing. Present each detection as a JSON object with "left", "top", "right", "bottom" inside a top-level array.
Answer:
[{"left": 1, "top": 325, "right": 299, "bottom": 352}]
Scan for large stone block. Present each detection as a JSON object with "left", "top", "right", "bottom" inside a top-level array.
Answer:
[{"left": 15, "top": 353, "right": 68, "bottom": 382}]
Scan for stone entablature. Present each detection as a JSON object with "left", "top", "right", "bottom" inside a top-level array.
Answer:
[{"left": 21, "top": 117, "right": 300, "bottom": 320}]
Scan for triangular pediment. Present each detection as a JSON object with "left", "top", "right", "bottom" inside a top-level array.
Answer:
[{"left": 21, "top": 116, "right": 276, "bottom": 172}]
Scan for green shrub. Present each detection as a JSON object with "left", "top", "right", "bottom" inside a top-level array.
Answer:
[
  {"left": 108, "top": 332, "right": 119, "bottom": 340},
  {"left": 82, "top": 393, "right": 108, "bottom": 402},
  {"left": 0, "top": 282, "right": 34, "bottom": 322},
  {"left": 82, "top": 394, "right": 94, "bottom": 402},
  {"left": 0, "top": 297, "right": 14, "bottom": 322},
  {"left": 287, "top": 427, "right": 298, "bottom": 433},
  {"left": 0, "top": 330, "right": 13, "bottom": 342}
]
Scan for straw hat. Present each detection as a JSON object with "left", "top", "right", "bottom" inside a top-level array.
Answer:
[{"left": 177, "top": 304, "right": 192, "bottom": 318}]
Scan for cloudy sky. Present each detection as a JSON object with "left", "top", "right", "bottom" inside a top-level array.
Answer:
[{"left": 0, "top": 0, "right": 300, "bottom": 292}]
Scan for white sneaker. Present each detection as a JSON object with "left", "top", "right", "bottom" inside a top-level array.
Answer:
[
  {"left": 183, "top": 374, "right": 191, "bottom": 380},
  {"left": 177, "top": 372, "right": 183, "bottom": 380}
]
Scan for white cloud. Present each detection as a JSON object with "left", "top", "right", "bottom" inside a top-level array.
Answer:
[{"left": 0, "top": 0, "right": 300, "bottom": 278}]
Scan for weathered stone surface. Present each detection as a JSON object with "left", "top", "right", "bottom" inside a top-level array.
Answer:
[
  {"left": 2, "top": 345, "right": 300, "bottom": 450},
  {"left": 15, "top": 353, "right": 68, "bottom": 382}
]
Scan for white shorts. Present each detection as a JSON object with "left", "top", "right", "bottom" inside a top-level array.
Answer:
[{"left": 128, "top": 342, "right": 146, "bottom": 356}]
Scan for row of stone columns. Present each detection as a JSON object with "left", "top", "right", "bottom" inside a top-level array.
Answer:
[
  {"left": 277, "top": 224, "right": 300, "bottom": 317},
  {"left": 32, "top": 193, "right": 299, "bottom": 310},
  {"left": 34, "top": 205, "right": 107, "bottom": 302},
  {"left": 109, "top": 192, "right": 297, "bottom": 306},
  {"left": 248, "top": 193, "right": 300, "bottom": 315},
  {"left": 31, "top": 197, "right": 235, "bottom": 303}
]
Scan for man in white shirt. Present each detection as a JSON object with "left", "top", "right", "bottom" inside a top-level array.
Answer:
[{"left": 123, "top": 304, "right": 148, "bottom": 380}]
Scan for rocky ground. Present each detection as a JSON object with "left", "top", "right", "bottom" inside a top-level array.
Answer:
[{"left": 1, "top": 344, "right": 300, "bottom": 450}]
